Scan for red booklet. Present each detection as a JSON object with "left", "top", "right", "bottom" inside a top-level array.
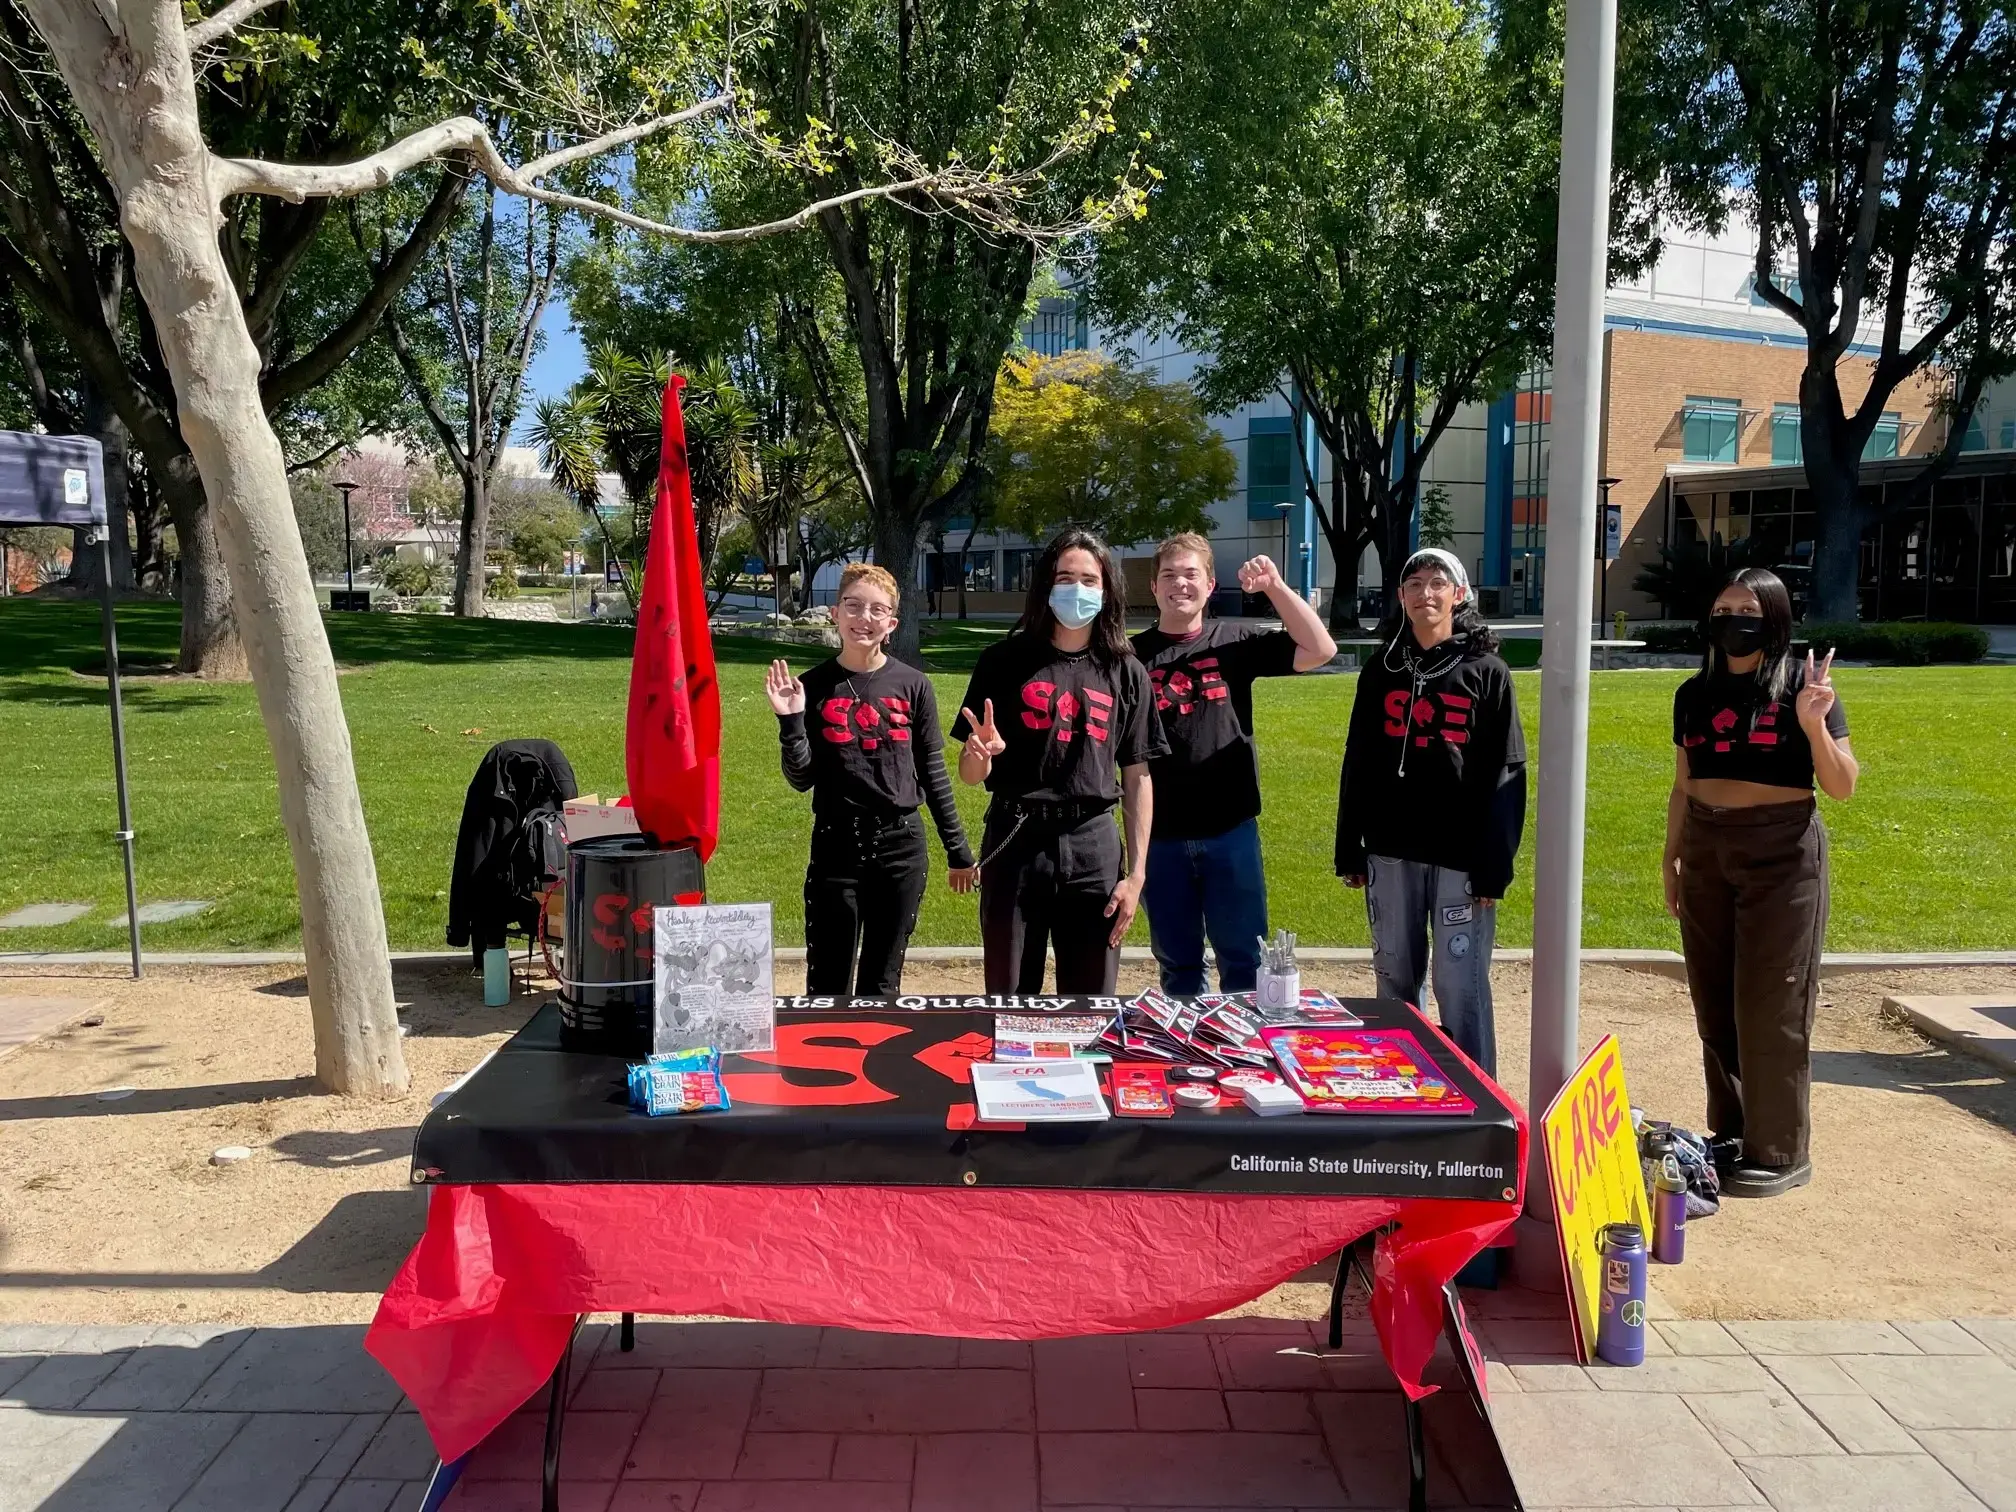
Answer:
[{"left": 1260, "top": 1026, "right": 1476, "bottom": 1116}]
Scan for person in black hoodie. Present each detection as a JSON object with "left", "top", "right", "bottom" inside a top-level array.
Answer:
[
  {"left": 1335, "top": 548, "right": 1526, "bottom": 1073},
  {"left": 768, "top": 562, "right": 976, "bottom": 996}
]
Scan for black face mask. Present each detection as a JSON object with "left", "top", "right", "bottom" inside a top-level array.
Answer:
[{"left": 1708, "top": 614, "right": 1767, "bottom": 657}]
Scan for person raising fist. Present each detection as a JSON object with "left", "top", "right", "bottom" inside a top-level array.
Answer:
[
  {"left": 1131, "top": 535, "right": 1336, "bottom": 994},
  {"left": 770, "top": 563, "right": 975, "bottom": 997},
  {"left": 953, "top": 529, "right": 1166, "bottom": 994}
]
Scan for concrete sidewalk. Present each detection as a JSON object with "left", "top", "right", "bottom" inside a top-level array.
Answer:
[{"left": 3, "top": 1302, "right": 2014, "bottom": 1511}]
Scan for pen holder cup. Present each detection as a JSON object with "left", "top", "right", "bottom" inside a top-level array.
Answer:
[{"left": 1255, "top": 968, "right": 1300, "bottom": 1013}]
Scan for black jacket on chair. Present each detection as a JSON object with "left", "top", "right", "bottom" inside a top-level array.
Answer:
[{"left": 447, "top": 739, "right": 579, "bottom": 962}]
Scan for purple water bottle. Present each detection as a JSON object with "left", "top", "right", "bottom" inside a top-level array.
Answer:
[
  {"left": 1596, "top": 1223, "right": 1648, "bottom": 1367},
  {"left": 1653, "top": 1155, "right": 1687, "bottom": 1264}
]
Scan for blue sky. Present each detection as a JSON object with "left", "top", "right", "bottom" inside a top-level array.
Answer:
[{"left": 515, "top": 297, "right": 588, "bottom": 443}]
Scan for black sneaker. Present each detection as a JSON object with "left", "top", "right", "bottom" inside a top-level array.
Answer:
[{"left": 1722, "top": 1158, "right": 1812, "bottom": 1198}]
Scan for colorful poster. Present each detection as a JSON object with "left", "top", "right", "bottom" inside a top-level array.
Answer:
[
  {"left": 1260, "top": 1027, "right": 1476, "bottom": 1115},
  {"left": 1540, "top": 1035, "right": 1652, "bottom": 1363}
]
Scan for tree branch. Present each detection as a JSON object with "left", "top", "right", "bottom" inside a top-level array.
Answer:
[
  {"left": 263, "top": 166, "right": 469, "bottom": 410},
  {"left": 186, "top": 0, "right": 290, "bottom": 52}
]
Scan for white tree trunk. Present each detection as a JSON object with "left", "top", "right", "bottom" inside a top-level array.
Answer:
[{"left": 27, "top": 0, "right": 407, "bottom": 1096}]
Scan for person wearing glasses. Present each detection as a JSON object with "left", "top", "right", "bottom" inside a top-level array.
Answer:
[
  {"left": 1335, "top": 548, "right": 1526, "bottom": 1073},
  {"left": 1665, "top": 567, "right": 1855, "bottom": 1198},
  {"left": 952, "top": 529, "right": 1166, "bottom": 994},
  {"left": 766, "top": 563, "right": 977, "bottom": 995}
]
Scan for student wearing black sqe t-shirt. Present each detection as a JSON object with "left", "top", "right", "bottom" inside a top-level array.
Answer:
[
  {"left": 767, "top": 563, "right": 975, "bottom": 996},
  {"left": 1664, "top": 568, "right": 1857, "bottom": 1200},
  {"left": 952, "top": 530, "right": 1166, "bottom": 994},
  {"left": 1131, "top": 534, "right": 1337, "bottom": 993}
]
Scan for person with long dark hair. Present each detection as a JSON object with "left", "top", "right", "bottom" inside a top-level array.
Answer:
[
  {"left": 1335, "top": 548, "right": 1526, "bottom": 1073},
  {"left": 1666, "top": 567, "right": 1856, "bottom": 1198},
  {"left": 952, "top": 529, "right": 1166, "bottom": 993},
  {"left": 767, "top": 563, "right": 976, "bottom": 996}
]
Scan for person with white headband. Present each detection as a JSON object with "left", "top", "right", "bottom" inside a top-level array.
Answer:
[
  {"left": 953, "top": 528, "right": 1167, "bottom": 993},
  {"left": 1334, "top": 547, "right": 1527, "bottom": 1072}
]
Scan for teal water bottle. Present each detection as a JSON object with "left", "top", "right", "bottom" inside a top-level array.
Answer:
[{"left": 483, "top": 946, "right": 511, "bottom": 1006}]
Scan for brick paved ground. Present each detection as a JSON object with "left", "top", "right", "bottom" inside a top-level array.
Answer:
[{"left": 3, "top": 1303, "right": 2014, "bottom": 1510}]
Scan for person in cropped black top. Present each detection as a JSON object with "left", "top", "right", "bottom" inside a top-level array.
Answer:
[
  {"left": 1663, "top": 568, "right": 1857, "bottom": 1200},
  {"left": 1335, "top": 548, "right": 1526, "bottom": 1073},
  {"left": 769, "top": 563, "right": 974, "bottom": 996}
]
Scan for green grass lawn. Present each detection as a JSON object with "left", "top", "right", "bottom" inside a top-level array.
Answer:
[{"left": 2, "top": 598, "right": 2012, "bottom": 953}]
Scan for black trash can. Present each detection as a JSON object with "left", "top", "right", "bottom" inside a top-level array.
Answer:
[{"left": 559, "top": 834, "right": 706, "bottom": 1056}]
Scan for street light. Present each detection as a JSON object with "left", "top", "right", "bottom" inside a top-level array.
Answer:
[
  {"left": 334, "top": 479, "right": 359, "bottom": 606},
  {"left": 1596, "top": 476, "right": 1621, "bottom": 636}
]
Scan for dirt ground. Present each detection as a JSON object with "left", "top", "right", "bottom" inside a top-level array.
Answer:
[{"left": 0, "top": 957, "right": 2011, "bottom": 1327}]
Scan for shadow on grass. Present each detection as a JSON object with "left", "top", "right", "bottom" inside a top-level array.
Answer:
[
  {"left": 0, "top": 679, "right": 230, "bottom": 711},
  {"left": 269, "top": 1126, "right": 415, "bottom": 1169}
]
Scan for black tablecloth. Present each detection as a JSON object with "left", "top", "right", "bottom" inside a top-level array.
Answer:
[{"left": 414, "top": 995, "right": 1521, "bottom": 1201}]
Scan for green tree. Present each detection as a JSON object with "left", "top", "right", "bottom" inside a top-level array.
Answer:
[
  {"left": 733, "top": 0, "right": 1154, "bottom": 660},
  {"left": 0, "top": 0, "right": 475, "bottom": 673},
  {"left": 1622, "top": 0, "right": 2016, "bottom": 623},
  {"left": 1089, "top": 0, "right": 1562, "bottom": 627},
  {"left": 986, "top": 350, "right": 1234, "bottom": 547},
  {"left": 1416, "top": 485, "right": 1456, "bottom": 551},
  {"left": 495, "top": 483, "right": 582, "bottom": 577}
]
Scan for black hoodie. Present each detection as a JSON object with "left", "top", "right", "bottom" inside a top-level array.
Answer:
[{"left": 1334, "top": 631, "right": 1527, "bottom": 897}]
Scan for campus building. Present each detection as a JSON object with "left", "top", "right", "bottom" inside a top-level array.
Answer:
[{"left": 926, "top": 220, "right": 2015, "bottom": 624}]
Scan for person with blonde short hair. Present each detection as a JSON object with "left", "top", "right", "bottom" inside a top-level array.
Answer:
[{"left": 766, "top": 562, "right": 975, "bottom": 995}]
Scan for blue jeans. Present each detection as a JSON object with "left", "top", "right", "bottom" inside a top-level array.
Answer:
[
  {"left": 1363, "top": 854, "right": 1498, "bottom": 1075},
  {"left": 1142, "top": 818, "right": 1268, "bottom": 994}
]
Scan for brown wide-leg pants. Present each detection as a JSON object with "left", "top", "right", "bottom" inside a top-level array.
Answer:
[{"left": 1676, "top": 796, "right": 1829, "bottom": 1168}]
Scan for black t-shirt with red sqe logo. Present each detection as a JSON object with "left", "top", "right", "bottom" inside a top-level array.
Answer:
[
  {"left": 1131, "top": 620, "right": 1300, "bottom": 839},
  {"left": 777, "top": 657, "right": 973, "bottom": 866},
  {"left": 952, "top": 634, "right": 1166, "bottom": 805}
]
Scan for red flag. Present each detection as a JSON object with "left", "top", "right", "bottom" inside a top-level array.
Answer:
[{"left": 625, "top": 374, "right": 720, "bottom": 860}]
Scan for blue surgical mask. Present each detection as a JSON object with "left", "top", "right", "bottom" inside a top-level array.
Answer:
[{"left": 1049, "top": 582, "right": 1104, "bottom": 629}]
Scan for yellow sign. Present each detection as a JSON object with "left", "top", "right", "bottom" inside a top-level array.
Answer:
[{"left": 1541, "top": 1034, "right": 1651, "bottom": 1363}]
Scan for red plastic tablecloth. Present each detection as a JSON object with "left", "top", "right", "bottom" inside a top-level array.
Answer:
[{"left": 367, "top": 1169, "right": 1523, "bottom": 1463}]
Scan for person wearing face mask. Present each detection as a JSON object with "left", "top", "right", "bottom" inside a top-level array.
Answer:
[
  {"left": 952, "top": 529, "right": 1167, "bottom": 993},
  {"left": 767, "top": 563, "right": 977, "bottom": 996},
  {"left": 1335, "top": 548, "right": 1526, "bottom": 1073},
  {"left": 1667, "top": 567, "right": 1856, "bottom": 1198}
]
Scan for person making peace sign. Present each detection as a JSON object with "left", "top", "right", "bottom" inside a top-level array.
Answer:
[
  {"left": 1663, "top": 568, "right": 1858, "bottom": 1199},
  {"left": 953, "top": 529, "right": 1166, "bottom": 994}
]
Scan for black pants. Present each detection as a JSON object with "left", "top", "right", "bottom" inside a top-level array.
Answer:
[
  {"left": 804, "top": 809, "right": 929, "bottom": 996},
  {"left": 1677, "top": 797, "right": 1829, "bottom": 1167},
  {"left": 979, "top": 805, "right": 1123, "bottom": 995}
]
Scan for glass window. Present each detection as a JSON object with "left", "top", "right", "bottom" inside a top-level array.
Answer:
[
  {"left": 1001, "top": 547, "right": 1039, "bottom": 593},
  {"left": 1771, "top": 403, "right": 1803, "bottom": 464},
  {"left": 1682, "top": 397, "right": 1741, "bottom": 463},
  {"left": 2002, "top": 418, "right": 2016, "bottom": 450},
  {"left": 1248, "top": 425, "right": 1293, "bottom": 512},
  {"left": 966, "top": 550, "right": 996, "bottom": 592},
  {"left": 1864, "top": 411, "right": 1904, "bottom": 461},
  {"left": 1962, "top": 413, "right": 1988, "bottom": 453}
]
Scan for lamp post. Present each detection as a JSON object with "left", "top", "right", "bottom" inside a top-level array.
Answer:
[
  {"left": 1596, "top": 476, "right": 1621, "bottom": 636},
  {"left": 334, "top": 479, "right": 359, "bottom": 604}
]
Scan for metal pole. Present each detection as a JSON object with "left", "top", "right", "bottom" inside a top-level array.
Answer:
[
  {"left": 340, "top": 483, "right": 356, "bottom": 596},
  {"left": 1526, "top": 0, "right": 1616, "bottom": 1219},
  {"left": 99, "top": 534, "right": 142, "bottom": 980}
]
